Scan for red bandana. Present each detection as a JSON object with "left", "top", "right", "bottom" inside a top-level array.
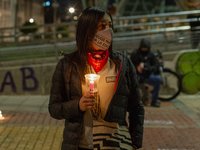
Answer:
[{"left": 87, "top": 49, "right": 109, "bottom": 73}]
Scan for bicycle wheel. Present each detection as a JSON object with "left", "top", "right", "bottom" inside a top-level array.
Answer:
[{"left": 158, "top": 68, "right": 182, "bottom": 101}]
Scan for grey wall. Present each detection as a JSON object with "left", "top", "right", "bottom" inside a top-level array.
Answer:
[{"left": 0, "top": 57, "right": 59, "bottom": 95}]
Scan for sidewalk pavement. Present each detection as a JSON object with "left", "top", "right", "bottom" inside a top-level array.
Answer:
[{"left": 0, "top": 94, "right": 200, "bottom": 150}]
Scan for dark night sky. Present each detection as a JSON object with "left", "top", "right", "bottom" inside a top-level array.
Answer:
[
  {"left": 44, "top": 0, "right": 82, "bottom": 22},
  {"left": 57, "top": 0, "right": 83, "bottom": 21},
  {"left": 45, "top": 0, "right": 81, "bottom": 10},
  {"left": 43, "top": 0, "right": 177, "bottom": 23}
]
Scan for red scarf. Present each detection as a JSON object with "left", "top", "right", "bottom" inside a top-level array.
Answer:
[{"left": 87, "top": 49, "right": 109, "bottom": 73}]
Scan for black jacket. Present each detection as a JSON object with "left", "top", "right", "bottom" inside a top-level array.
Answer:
[
  {"left": 130, "top": 39, "right": 160, "bottom": 79},
  {"left": 49, "top": 50, "right": 144, "bottom": 150}
]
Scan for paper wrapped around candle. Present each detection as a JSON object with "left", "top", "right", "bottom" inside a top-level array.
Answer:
[{"left": 90, "top": 80, "right": 94, "bottom": 92}]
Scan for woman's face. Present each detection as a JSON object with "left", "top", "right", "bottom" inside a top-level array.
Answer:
[{"left": 91, "top": 13, "right": 112, "bottom": 51}]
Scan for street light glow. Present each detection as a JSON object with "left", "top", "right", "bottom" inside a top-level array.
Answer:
[
  {"left": 46, "top": 1, "right": 51, "bottom": 6},
  {"left": 29, "top": 18, "right": 34, "bottom": 23},
  {"left": 73, "top": 16, "right": 78, "bottom": 20},
  {"left": 69, "top": 7, "right": 75, "bottom": 13}
]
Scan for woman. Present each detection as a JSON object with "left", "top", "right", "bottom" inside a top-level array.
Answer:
[{"left": 49, "top": 7, "right": 144, "bottom": 150}]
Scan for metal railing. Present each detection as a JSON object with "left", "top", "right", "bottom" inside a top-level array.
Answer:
[
  {"left": 1, "top": 10, "right": 200, "bottom": 43},
  {"left": 0, "top": 21, "right": 77, "bottom": 46},
  {"left": 0, "top": 10, "right": 200, "bottom": 61}
]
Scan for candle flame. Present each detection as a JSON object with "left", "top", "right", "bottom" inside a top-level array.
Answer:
[
  {"left": 85, "top": 74, "right": 100, "bottom": 82},
  {"left": 88, "top": 74, "right": 97, "bottom": 80},
  {"left": 0, "top": 111, "right": 5, "bottom": 120}
]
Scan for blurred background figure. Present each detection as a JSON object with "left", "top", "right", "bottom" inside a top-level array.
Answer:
[
  {"left": 130, "top": 39, "right": 162, "bottom": 107},
  {"left": 185, "top": 0, "right": 200, "bottom": 48}
]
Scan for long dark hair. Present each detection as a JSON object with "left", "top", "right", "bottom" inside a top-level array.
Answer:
[{"left": 75, "top": 7, "right": 114, "bottom": 81}]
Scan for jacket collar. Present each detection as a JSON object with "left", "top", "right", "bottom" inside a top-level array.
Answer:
[{"left": 64, "top": 51, "right": 79, "bottom": 63}]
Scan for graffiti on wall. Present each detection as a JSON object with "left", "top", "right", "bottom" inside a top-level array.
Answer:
[{"left": 0, "top": 67, "right": 38, "bottom": 92}]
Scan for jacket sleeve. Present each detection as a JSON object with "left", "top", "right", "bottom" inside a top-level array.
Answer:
[
  {"left": 127, "top": 58, "right": 144, "bottom": 149},
  {"left": 142, "top": 53, "right": 160, "bottom": 75},
  {"left": 48, "top": 58, "right": 84, "bottom": 120}
]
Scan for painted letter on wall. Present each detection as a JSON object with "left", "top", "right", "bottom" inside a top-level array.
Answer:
[
  {"left": 0, "top": 71, "right": 16, "bottom": 92},
  {"left": 20, "top": 67, "right": 39, "bottom": 91}
]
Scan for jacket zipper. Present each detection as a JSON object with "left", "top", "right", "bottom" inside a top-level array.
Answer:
[
  {"left": 105, "top": 52, "right": 127, "bottom": 122},
  {"left": 113, "top": 53, "right": 124, "bottom": 95}
]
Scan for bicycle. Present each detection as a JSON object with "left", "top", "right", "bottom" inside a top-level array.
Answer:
[{"left": 155, "top": 50, "right": 182, "bottom": 101}]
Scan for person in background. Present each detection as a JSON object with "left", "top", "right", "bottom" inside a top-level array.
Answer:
[
  {"left": 130, "top": 39, "right": 162, "bottom": 107},
  {"left": 49, "top": 7, "right": 144, "bottom": 150},
  {"left": 184, "top": 0, "right": 200, "bottom": 48}
]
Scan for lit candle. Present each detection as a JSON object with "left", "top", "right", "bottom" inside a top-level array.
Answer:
[
  {"left": 85, "top": 74, "right": 100, "bottom": 94},
  {"left": 0, "top": 111, "right": 5, "bottom": 120}
]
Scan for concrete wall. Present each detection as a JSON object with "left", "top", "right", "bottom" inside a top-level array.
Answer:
[
  {"left": 0, "top": 49, "right": 199, "bottom": 95},
  {"left": 0, "top": 57, "right": 60, "bottom": 95}
]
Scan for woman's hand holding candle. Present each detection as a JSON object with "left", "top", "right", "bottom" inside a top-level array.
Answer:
[{"left": 79, "top": 94, "right": 95, "bottom": 111}]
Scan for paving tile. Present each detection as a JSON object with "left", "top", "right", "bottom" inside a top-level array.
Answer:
[
  {"left": 144, "top": 107, "right": 182, "bottom": 114},
  {"left": 144, "top": 112, "right": 197, "bottom": 127},
  {"left": 0, "top": 125, "right": 64, "bottom": 150},
  {"left": 0, "top": 111, "right": 64, "bottom": 126},
  {"left": 140, "top": 128, "right": 200, "bottom": 150},
  {"left": 177, "top": 95, "right": 200, "bottom": 113},
  {"left": 0, "top": 95, "right": 200, "bottom": 150}
]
